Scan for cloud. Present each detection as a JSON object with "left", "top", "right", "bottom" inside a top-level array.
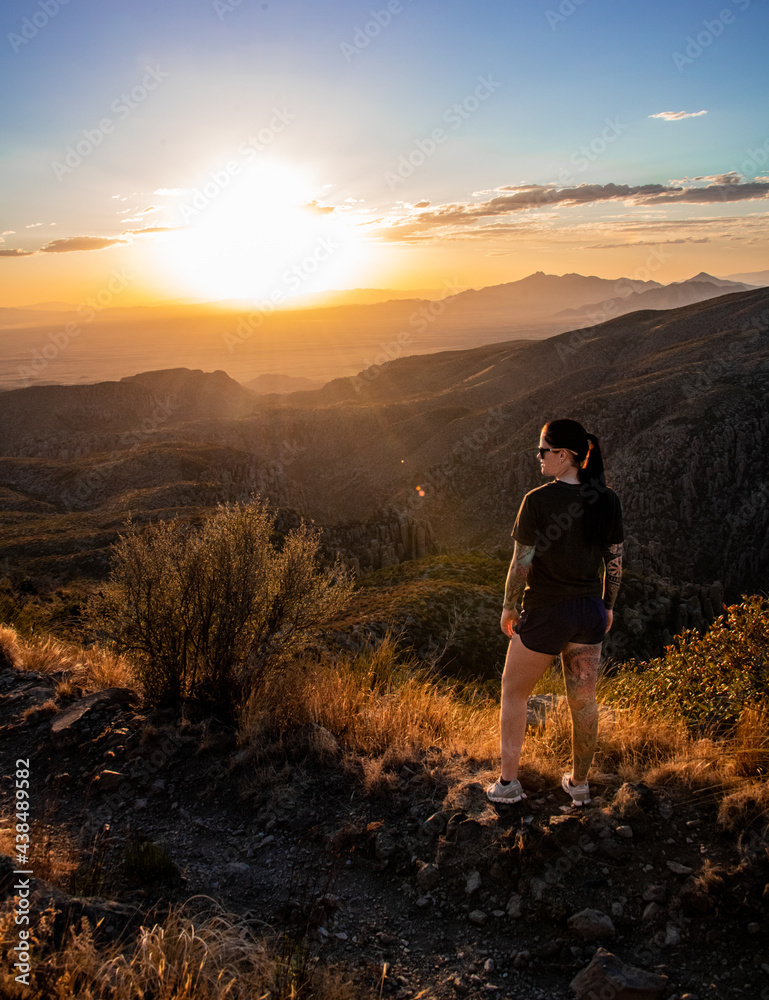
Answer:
[
  {"left": 154, "top": 188, "right": 191, "bottom": 196},
  {"left": 123, "top": 226, "right": 185, "bottom": 234},
  {"left": 25, "top": 222, "right": 44, "bottom": 228},
  {"left": 649, "top": 110, "right": 708, "bottom": 121},
  {"left": 377, "top": 177, "right": 769, "bottom": 243},
  {"left": 0, "top": 248, "right": 35, "bottom": 257},
  {"left": 40, "top": 236, "right": 130, "bottom": 253},
  {"left": 301, "top": 200, "right": 335, "bottom": 214},
  {"left": 585, "top": 237, "right": 711, "bottom": 249},
  {"left": 139, "top": 205, "right": 160, "bottom": 214}
]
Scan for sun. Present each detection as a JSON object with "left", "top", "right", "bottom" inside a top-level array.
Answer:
[{"left": 146, "top": 159, "right": 369, "bottom": 304}]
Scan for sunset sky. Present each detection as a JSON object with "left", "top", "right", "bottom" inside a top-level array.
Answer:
[{"left": 2, "top": 0, "right": 768, "bottom": 307}]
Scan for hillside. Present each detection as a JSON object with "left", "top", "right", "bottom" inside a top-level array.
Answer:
[
  {"left": 1, "top": 287, "right": 768, "bottom": 660},
  {"left": 1, "top": 597, "right": 768, "bottom": 999}
]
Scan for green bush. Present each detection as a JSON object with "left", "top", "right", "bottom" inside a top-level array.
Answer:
[
  {"left": 609, "top": 593, "right": 769, "bottom": 733},
  {"left": 89, "top": 499, "right": 353, "bottom": 713}
]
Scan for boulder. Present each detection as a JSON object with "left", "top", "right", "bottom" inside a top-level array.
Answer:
[
  {"left": 567, "top": 908, "right": 616, "bottom": 940},
  {"left": 50, "top": 688, "right": 138, "bottom": 749},
  {"left": 571, "top": 947, "right": 668, "bottom": 1000}
]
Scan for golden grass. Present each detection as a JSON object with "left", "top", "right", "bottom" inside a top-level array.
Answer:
[
  {"left": 0, "top": 898, "right": 360, "bottom": 1000},
  {"left": 0, "top": 816, "right": 80, "bottom": 889},
  {"left": 0, "top": 624, "right": 135, "bottom": 694},
  {"left": 237, "top": 634, "right": 500, "bottom": 763}
]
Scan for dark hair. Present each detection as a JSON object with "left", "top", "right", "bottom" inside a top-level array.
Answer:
[{"left": 542, "top": 418, "right": 611, "bottom": 546}]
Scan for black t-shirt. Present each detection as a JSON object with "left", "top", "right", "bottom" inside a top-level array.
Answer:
[{"left": 512, "top": 480, "right": 624, "bottom": 610}]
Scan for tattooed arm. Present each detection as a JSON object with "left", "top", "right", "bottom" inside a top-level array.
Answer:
[
  {"left": 501, "top": 541, "right": 536, "bottom": 637},
  {"left": 602, "top": 541, "right": 623, "bottom": 630}
]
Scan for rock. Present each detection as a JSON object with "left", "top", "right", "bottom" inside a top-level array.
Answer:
[
  {"left": 416, "top": 862, "right": 440, "bottom": 891},
  {"left": 548, "top": 813, "right": 582, "bottom": 844},
  {"left": 567, "top": 908, "right": 616, "bottom": 940},
  {"left": 666, "top": 861, "right": 693, "bottom": 875},
  {"left": 530, "top": 877, "right": 548, "bottom": 901},
  {"left": 375, "top": 830, "right": 396, "bottom": 860},
  {"left": 664, "top": 922, "right": 681, "bottom": 946},
  {"left": 465, "top": 870, "right": 481, "bottom": 896},
  {"left": 642, "top": 885, "right": 667, "bottom": 903},
  {"left": 642, "top": 902, "right": 664, "bottom": 922},
  {"left": 599, "top": 838, "right": 627, "bottom": 862},
  {"left": 571, "top": 947, "right": 668, "bottom": 1000},
  {"left": 227, "top": 862, "right": 250, "bottom": 874},
  {"left": 91, "top": 770, "right": 126, "bottom": 793},
  {"left": 512, "top": 950, "right": 530, "bottom": 968},
  {"left": 455, "top": 819, "right": 483, "bottom": 844},
  {"left": 468, "top": 909, "right": 488, "bottom": 927},
  {"left": 50, "top": 688, "right": 138, "bottom": 749},
  {"left": 423, "top": 811, "right": 448, "bottom": 836},
  {"left": 483, "top": 958, "right": 494, "bottom": 974},
  {"left": 611, "top": 901, "right": 624, "bottom": 917},
  {"left": 527, "top": 693, "right": 565, "bottom": 727},
  {"left": 415, "top": 896, "right": 431, "bottom": 909},
  {"left": 610, "top": 782, "right": 656, "bottom": 819},
  {"left": 615, "top": 824, "right": 633, "bottom": 839},
  {"left": 506, "top": 894, "right": 522, "bottom": 918}
]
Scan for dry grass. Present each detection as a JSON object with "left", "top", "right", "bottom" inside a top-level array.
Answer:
[
  {"left": 726, "top": 704, "right": 769, "bottom": 777},
  {"left": 0, "top": 624, "right": 135, "bottom": 694},
  {"left": 235, "top": 633, "right": 767, "bottom": 812},
  {"left": 236, "top": 633, "right": 501, "bottom": 765},
  {"left": 0, "top": 897, "right": 361, "bottom": 1000},
  {"left": 0, "top": 816, "right": 80, "bottom": 889},
  {"left": 718, "top": 780, "right": 769, "bottom": 833}
]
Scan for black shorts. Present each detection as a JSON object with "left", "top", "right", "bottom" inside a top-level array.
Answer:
[{"left": 514, "top": 596, "right": 608, "bottom": 655}]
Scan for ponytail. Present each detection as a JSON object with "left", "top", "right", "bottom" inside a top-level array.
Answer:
[{"left": 542, "top": 420, "right": 611, "bottom": 547}]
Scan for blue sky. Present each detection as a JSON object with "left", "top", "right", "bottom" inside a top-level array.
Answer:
[{"left": 1, "top": 0, "right": 767, "bottom": 304}]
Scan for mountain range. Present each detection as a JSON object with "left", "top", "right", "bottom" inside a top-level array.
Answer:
[
  {"left": 0, "top": 270, "right": 761, "bottom": 391},
  {"left": 1, "top": 284, "right": 768, "bottom": 660}
]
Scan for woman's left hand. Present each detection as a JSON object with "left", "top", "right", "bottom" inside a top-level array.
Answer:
[{"left": 501, "top": 607, "right": 518, "bottom": 638}]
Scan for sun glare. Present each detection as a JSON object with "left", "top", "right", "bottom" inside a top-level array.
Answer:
[{"left": 146, "top": 159, "right": 368, "bottom": 304}]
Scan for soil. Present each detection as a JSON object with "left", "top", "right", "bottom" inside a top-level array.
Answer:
[{"left": 1, "top": 658, "right": 768, "bottom": 1000}]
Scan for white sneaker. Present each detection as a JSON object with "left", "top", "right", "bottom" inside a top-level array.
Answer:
[
  {"left": 486, "top": 778, "right": 527, "bottom": 804},
  {"left": 562, "top": 772, "right": 590, "bottom": 806}
]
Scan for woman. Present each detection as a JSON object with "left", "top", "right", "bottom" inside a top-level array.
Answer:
[{"left": 487, "top": 418, "right": 623, "bottom": 807}]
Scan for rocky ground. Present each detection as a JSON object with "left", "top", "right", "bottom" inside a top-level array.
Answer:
[{"left": 1, "top": 653, "right": 768, "bottom": 1000}]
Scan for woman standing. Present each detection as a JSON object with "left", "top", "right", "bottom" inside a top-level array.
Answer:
[{"left": 487, "top": 418, "right": 624, "bottom": 807}]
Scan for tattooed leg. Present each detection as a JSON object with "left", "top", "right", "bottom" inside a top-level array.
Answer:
[{"left": 560, "top": 641, "right": 602, "bottom": 784}]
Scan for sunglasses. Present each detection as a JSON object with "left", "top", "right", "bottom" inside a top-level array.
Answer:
[{"left": 537, "top": 446, "right": 578, "bottom": 458}]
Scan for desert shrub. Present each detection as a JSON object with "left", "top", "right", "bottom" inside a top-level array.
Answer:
[
  {"left": 88, "top": 499, "right": 353, "bottom": 714},
  {"left": 608, "top": 594, "right": 769, "bottom": 734}
]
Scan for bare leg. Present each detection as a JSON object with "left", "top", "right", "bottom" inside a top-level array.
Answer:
[
  {"left": 500, "top": 634, "right": 557, "bottom": 780},
  {"left": 560, "top": 641, "right": 602, "bottom": 784}
]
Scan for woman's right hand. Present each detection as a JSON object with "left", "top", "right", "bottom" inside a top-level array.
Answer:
[{"left": 501, "top": 607, "right": 518, "bottom": 638}]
